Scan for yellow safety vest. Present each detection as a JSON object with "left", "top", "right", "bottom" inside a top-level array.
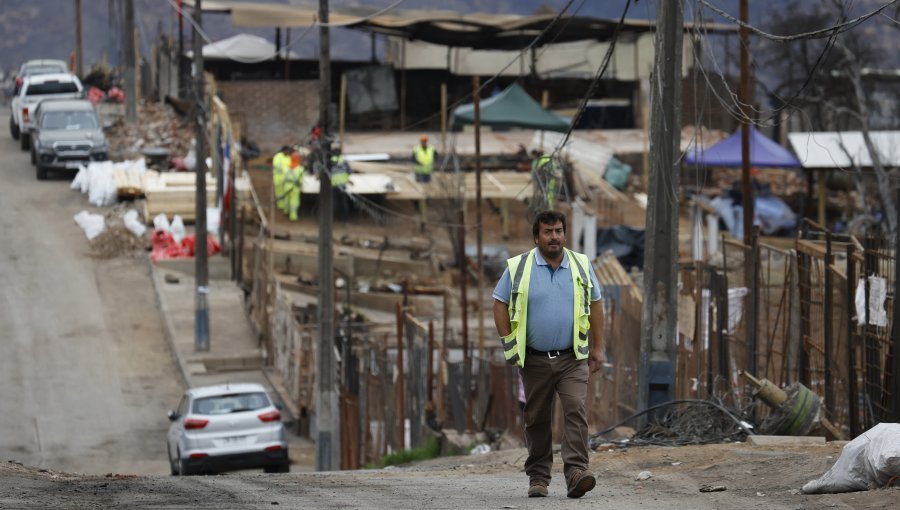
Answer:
[
  {"left": 331, "top": 156, "right": 349, "bottom": 186},
  {"left": 272, "top": 152, "right": 289, "bottom": 176},
  {"left": 413, "top": 145, "right": 435, "bottom": 175},
  {"left": 284, "top": 164, "right": 304, "bottom": 190},
  {"left": 501, "top": 248, "right": 592, "bottom": 368}
]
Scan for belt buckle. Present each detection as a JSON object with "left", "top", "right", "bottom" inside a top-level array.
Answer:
[{"left": 547, "top": 350, "right": 559, "bottom": 359}]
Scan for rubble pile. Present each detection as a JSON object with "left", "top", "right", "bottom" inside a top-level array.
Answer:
[
  {"left": 88, "top": 206, "right": 149, "bottom": 259},
  {"left": 106, "top": 102, "right": 193, "bottom": 163}
]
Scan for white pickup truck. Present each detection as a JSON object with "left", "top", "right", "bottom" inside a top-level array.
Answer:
[{"left": 10, "top": 73, "right": 83, "bottom": 151}]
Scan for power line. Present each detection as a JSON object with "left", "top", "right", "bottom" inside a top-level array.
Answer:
[{"left": 697, "top": 0, "right": 899, "bottom": 41}]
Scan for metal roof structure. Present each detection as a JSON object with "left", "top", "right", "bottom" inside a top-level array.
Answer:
[
  {"left": 788, "top": 131, "right": 900, "bottom": 169},
  {"left": 181, "top": 1, "right": 736, "bottom": 50}
]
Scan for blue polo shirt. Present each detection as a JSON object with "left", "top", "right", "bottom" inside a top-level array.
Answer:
[{"left": 493, "top": 250, "right": 602, "bottom": 351}]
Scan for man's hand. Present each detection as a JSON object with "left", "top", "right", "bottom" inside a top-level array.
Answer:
[{"left": 588, "top": 348, "right": 605, "bottom": 374}]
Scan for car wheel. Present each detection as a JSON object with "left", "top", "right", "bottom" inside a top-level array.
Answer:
[
  {"left": 177, "top": 450, "right": 193, "bottom": 476},
  {"left": 9, "top": 117, "right": 19, "bottom": 140},
  {"left": 168, "top": 448, "right": 178, "bottom": 476},
  {"left": 264, "top": 460, "right": 290, "bottom": 473},
  {"left": 35, "top": 164, "right": 47, "bottom": 180},
  {"left": 20, "top": 132, "right": 29, "bottom": 151}
]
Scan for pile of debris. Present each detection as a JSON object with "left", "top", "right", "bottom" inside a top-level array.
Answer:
[
  {"left": 106, "top": 102, "right": 193, "bottom": 163},
  {"left": 84, "top": 204, "right": 149, "bottom": 259}
]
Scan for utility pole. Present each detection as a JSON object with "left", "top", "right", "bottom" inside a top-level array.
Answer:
[
  {"left": 192, "top": 0, "right": 210, "bottom": 352},
  {"left": 124, "top": 0, "right": 137, "bottom": 123},
  {"left": 739, "top": 0, "right": 753, "bottom": 245},
  {"left": 473, "top": 75, "right": 485, "bottom": 360},
  {"left": 638, "top": 0, "right": 683, "bottom": 423},
  {"left": 315, "top": 0, "right": 339, "bottom": 472},
  {"left": 74, "top": 0, "right": 83, "bottom": 78}
]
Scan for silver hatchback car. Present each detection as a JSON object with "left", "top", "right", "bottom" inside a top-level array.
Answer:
[{"left": 166, "top": 383, "right": 289, "bottom": 475}]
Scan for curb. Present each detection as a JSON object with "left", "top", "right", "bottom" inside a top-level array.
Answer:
[{"left": 147, "top": 255, "right": 193, "bottom": 389}]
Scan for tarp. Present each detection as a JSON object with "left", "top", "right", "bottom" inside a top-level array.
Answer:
[
  {"left": 685, "top": 126, "right": 801, "bottom": 168},
  {"left": 186, "top": 33, "right": 301, "bottom": 62},
  {"left": 451, "top": 83, "right": 570, "bottom": 132}
]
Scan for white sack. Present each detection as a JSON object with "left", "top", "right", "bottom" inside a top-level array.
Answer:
[
  {"left": 73, "top": 211, "right": 105, "bottom": 240},
  {"left": 153, "top": 213, "right": 170, "bottom": 232},
  {"left": 170, "top": 215, "right": 186, "bottom": 244},
  {"left": 802, "top": 423, "right": 900, "bottom": 494},
  {"left": 86, "top": 161, "right": 117, "bottom": 206},
  {"left": 123, "top": 209, "right": 146, "bottom": 237}
]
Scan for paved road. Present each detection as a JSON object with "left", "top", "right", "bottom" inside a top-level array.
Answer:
[{"left": 0, "top": 115, "right": 183, "bottom": 475}]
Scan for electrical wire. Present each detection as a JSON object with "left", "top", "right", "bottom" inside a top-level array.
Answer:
[{"left": 697, "top": 0, "right": 900, "bottom": 42}]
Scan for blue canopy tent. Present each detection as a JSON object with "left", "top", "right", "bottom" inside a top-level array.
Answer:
[
  {"left": 685, "top": 127, "right": 801, "bottom": 168},
  {"left": 686, "top": 127, "right": 801, "bottom": 239}
]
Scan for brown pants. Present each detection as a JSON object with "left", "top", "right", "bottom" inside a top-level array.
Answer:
[{"left": 521, "top": 350, "right": 589, "bottom": 487}]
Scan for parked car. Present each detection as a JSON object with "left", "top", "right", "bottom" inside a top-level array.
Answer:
[
  {"left": 10, "top": 72, "right": 83, "bottom": 150},
  {"left": 30, "top": 99, "right": 108, "bottom": 180},
  {"left": 166, "top": 383, "right": 289, "bottom": 476},
  {"left": 12, "top": 59, "right": 68, "bottom": 96}
]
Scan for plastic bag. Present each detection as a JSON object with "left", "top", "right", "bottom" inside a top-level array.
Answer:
[
  {"left": 153, "top": 213, "right": 170, "bottom": 232},
  {"left": 73, "top": 211, "right": 105, "bottom": 240},
  {"left": 802, "top": 423, "right": 900, "bottom": 493},
  {"left": 123, "top": 209, "right": 146, "bottom": 237},
  {"left": 170, "top": 215, "right": 186, "bottom": 245}
]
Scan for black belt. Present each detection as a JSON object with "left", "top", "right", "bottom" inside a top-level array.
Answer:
[{"left": 526, "top": 347, "right": 567, "bottom": 358}]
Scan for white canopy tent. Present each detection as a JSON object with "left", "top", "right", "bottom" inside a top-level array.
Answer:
[{"left": 186, "top": 33, "right": 302, "bottom": 63}]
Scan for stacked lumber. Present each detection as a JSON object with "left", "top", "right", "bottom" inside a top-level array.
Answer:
[
  {"left": 143, "top": 170, "right": 252, "bottom": 224},
  {"left": 113, "top": 165, "right": 147, "bottom": 199}
]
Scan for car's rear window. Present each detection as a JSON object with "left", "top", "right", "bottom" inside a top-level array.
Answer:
[
  {"left": 26, "top": 82, "right": 80, "bottom": 95},
  {"left": 24, "top": 66, "right": 66, "bottom": 75},
  {"left": 41, "top": 111, "right": 98, "bottom": 130},
  {"left": 192, "top": 392, "right": 270, "bottom": 415}
]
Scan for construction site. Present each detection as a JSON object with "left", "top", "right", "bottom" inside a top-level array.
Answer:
[
  {"left": 92, "top": 0, "right": 900, "bottom": 464},
  {"left": 3, "top": 0, "right": 900, "bottom": 507}
]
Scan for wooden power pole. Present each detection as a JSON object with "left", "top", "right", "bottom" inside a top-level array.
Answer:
[
  {"left": 74, "top": 0, "right": 84, "bottom": 78},
  {"left": 315, "top": 0, "right": 340, "bottom": 472},
  {"left": 124, "top": 0, "right": 136, "bottom": 123},
  {"left": 192, "top": 0, "right": 210, "bottom": 352},
  {"left": 638, "top": 0, "right": 683, "bottom": 422},
  {"left": 739, "top": 0, "right": 753, "bottom": 245}
]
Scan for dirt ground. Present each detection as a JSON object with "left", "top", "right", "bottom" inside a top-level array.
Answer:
[{"left": 1, "top": 441, "right": 896, "bottom": 509}]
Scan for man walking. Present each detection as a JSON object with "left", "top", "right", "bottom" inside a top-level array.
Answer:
[{"left": 492, "top": 210, "right": 605, "bottom": 499}]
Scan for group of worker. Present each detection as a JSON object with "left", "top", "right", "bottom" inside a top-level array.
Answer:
[
  {"left": 271, "top": 142, "right": 352, "bottom": 222},
  {"left": 272, "top": 145, "right": 305, "bottom": 221}
]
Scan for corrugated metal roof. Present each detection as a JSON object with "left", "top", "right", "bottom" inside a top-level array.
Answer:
[
  {"left": 181, "top": 1, "right": 735, "bottom": 50},
  {"left": 788, "top": 131, "right": 900, "bottom": 169}
]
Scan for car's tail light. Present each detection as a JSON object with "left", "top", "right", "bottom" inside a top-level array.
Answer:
[
  {"left": 189, "top": 453, "right": 209, "bottom": 459},
  {"left": 258, "top": 410, "right": 281, "bottom": 423},
  {"left": 184, "top": 418, "right": 209, "bottom": 429},
  {"left": 22, "top": 108, "right": 29, "bottom": 123},
  {"left": 264, "top": 445, "right": 282, "bottom": 453}
]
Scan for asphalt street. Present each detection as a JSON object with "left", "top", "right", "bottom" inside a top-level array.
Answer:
[{"left": 0, "top": 114, "right": 183, "bottom": 475}]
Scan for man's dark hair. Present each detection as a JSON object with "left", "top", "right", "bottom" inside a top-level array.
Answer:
[
  {"left": 532, "top": 210, "right": 567, "bottom": 237},
  {"left": 281, "top": 145, "right": 292, "bottom": 153}
]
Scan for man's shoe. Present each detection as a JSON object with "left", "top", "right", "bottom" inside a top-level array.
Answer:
[
  {"left": 566, "top": 470, "right": 596, "bottom": 499},
  {"left": 528, "top": 481, "right": 549, "bottom": 498}
]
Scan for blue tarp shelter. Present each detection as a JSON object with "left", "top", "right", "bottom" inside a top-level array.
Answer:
[{"left": 685, "top": 127, "right": 801, "bottom": 168}]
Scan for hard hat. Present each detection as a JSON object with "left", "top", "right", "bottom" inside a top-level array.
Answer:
[{"left": 291, "top": 152, "right": 301, "bottom": 166}]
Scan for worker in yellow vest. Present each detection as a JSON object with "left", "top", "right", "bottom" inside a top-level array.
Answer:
[
  {"left": 272, "top": 145, "right": 291, "bottom": 211},
  {"left": 413, "top": 135, "right": 436, "bottom": 183},
  {"left": 531, "top": 150, "right": 560, "bottom": 210},
  {"left": 283, "top": 152, "right": 304, "bottom": 221}
]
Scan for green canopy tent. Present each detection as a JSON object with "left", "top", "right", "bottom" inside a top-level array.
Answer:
[{"left": 451, "top": 83, "right": 570, "bottom": 132}]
